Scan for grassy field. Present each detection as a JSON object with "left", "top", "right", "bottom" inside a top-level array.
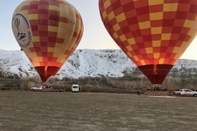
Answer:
[{"left": 0, "top": 91, "right": 197, "bottom": 131}]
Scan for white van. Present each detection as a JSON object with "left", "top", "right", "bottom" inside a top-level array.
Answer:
[{"left": 71, "top": 84, "right": 80, "bottom": 92}]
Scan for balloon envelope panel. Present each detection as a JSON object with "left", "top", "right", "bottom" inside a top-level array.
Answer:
[
  {"left": 99, "top": 0, "right": 197, "bottom": 84},
  {"left": 12, "top": 0, "right": 83, "bottom": 82}
]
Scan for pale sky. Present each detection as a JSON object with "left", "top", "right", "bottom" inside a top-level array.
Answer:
[{"left": 0, "top": 0, "right": 197, "bottom": 60}]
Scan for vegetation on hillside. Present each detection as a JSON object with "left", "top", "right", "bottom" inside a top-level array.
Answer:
[
  {"left": 1, "top": 65, "right": 197, "bottom": 92},
  {"left": 1, "top": 73, "right": 197, "bottom": 92}
]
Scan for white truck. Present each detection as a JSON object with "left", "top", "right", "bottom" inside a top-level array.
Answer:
[
  {"left": 71, "top": 84, "right": 81, "bottom": 92},
  {"left": 174, "top": 89, "right": 197, "bottom": 97}
]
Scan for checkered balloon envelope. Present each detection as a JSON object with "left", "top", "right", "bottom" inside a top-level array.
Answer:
[
  {"left": 99, "top": 0, "right": 197, "bottom": 84},
  {"left": 12, "top": 0, "right": 84, "bottom": 82}
]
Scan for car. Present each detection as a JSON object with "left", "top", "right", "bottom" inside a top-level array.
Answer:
[
  {"left": 30, "top": 86, "right": 43, "bottom": 91},
  {"left": 71, "top": 84, "right": 80, "bottom": 92},
  {"left": 174, "top": 89, "right": 197, "bottom": 97}
]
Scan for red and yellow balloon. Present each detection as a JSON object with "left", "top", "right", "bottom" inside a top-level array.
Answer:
[
  {"left": 12, "top": 0, "right": 83, "bottom": 82},
  {"left": 99, "top": 0, "right": 197, "bottom": 84}
]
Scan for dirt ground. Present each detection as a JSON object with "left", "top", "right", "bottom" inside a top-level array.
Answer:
[{"left": 0, "top": 91, "right": 197, "bottom": 131}]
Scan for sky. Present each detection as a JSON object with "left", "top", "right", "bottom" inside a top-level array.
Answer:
[{"left": 0, "top": 0, "right": 197, "bottom": 60}]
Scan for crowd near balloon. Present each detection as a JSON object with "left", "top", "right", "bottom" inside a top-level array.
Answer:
[{"left": 10, "top": 0, "right": 197, "bottom": 85}]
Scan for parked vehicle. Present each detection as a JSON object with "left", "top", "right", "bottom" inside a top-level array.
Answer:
[
  {"left": 42, "top": 85, "right": 54, "bottom": 92},
  {"left": 174, "top": 89, "right": 197, "bottom": 97},
  {"left": 71, "top": 84, "right": 80, "bottom": 92},
  {"left": 30, "top": 86, "right": 43, "bottom": 91}
]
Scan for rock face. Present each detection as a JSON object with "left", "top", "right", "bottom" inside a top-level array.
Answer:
[{"left": 0, "top": 49, "right": 197, "bottom": 79}]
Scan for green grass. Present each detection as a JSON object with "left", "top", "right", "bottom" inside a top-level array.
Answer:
[{"left": 0, "top": 91, "right": 197, "bottom": 131}]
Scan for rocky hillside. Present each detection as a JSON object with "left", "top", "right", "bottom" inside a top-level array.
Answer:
[{"left": 0, "top": 49, "right": 197, "bottom": 79}]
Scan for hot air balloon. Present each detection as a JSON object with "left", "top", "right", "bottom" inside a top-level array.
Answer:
[
  {"left": 99, "top": 0, "right": 197, "bottom": 84},
  {"left": 12, "top": 0, "right": 83, "bottom": 82}
]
